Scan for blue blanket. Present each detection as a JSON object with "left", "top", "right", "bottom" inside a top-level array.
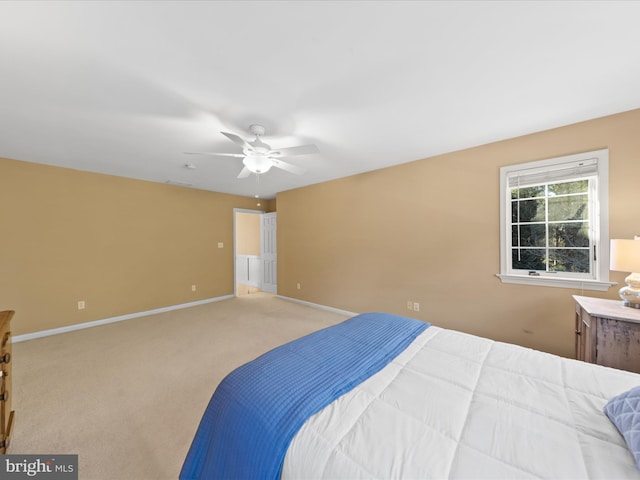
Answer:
[{"left": 180, "top": 312, "right": 429, "bottom": 480}]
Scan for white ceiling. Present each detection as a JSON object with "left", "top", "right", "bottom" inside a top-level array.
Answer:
[{"left": 1, "top": 1, "right": 639, "bottom": 200}]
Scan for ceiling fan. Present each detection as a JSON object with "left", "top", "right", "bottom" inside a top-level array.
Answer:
[{"left": 186, "top": 124, "right": 319, "bottom": 178}]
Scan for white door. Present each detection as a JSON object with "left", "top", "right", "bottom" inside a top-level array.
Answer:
[{"left": 260, "top": 212, "right": 277, "bottom": 294}]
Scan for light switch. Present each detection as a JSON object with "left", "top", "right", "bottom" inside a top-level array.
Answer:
[{"left": 218, "top": 242, "right": 224, "bottom": 248}]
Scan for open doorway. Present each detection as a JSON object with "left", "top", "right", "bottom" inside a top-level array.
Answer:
[
  {"left": 234, "top": 209, "right": 278, "bottom": 297},
  {"left": 234, "top": 209, "right": 263, "bottom": 296}
]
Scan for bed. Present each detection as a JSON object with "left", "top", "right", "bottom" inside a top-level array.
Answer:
[{"left": 180, "top": 312, "right": 640, "bottom": 479}]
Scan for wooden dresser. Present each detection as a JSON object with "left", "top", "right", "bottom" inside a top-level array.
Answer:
[
  {"left": 0, "top": 310, "right": 14, "bottom": 454},
  {"left": 574, "top": 295, "right": 640, "bottom": 373}
]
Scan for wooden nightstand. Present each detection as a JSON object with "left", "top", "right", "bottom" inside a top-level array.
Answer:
[
  {"left": 0, "top": 310, "right": 14, "bottom": 453},
  {"left": 574, "top": 295, "right": 640, "bottom": 373}
]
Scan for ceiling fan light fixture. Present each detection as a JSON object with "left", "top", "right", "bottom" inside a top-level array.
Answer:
[
  {"left": 243, "top": 154, "right": 272, "bottom": 174},
  {"left": 187, "top": 124, "right": 315, "bottom": 178}
]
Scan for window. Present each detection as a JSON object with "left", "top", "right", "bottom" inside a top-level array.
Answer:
[{"left": 497, "top": 149, "right": 614, "bottom": 291}]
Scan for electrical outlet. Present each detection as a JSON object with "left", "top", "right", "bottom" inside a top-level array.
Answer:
[
  {"left": 407, "top": 301, "right": 413, "bottom": 310},
  {"left": 413, "top": 302, "right": 420, "bottom": 312},
  {"left": 218, "top": 242, "right": 224, "bottom": 248},
  {"left": 191, "top": 285, "right": 197, "bottom": 292},
  {"left": 78, "top": 300, "right": 85, "bottom": 310},
  {"left": 296, "top": 282, "right": 301, "bottom": 290}
]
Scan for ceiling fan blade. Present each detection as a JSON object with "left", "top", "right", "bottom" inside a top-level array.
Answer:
[
  {"left": 237, "top": 166, "right": 251, "bottom": 179},
  {"left": 184, "top": 151, "right": 245, "bottom": 158},
  {"left": 270, "top": 144, "right": 319, "bottom": 157},
  {"left": 221, "top": 131, "right": 253, "bottom": 150},
  {"left": 270, "top": 158, "right": 305, "bottom": 175}
]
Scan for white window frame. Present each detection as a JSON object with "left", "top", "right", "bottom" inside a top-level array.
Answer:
[{"left": 497, "top": 149, "right": 615, "bottom": 291}]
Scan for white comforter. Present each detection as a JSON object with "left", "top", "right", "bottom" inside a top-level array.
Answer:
[{"left": 283, "top": 326, "right": 640, "bottom": 479}]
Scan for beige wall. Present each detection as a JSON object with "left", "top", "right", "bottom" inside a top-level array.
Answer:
[
  {"left": 0, "top": 158, "right": 262, "bottom": 336},
  {"left": 235, "top": 212, "right": 261, "bottom": 256},
  {"left": 277, "top": 109, "right": 640, "bottom": 358}
]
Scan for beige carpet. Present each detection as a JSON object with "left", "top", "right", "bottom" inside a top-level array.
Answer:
[{"left": 11, "top": 293, "right": 349, "bottom": 479}]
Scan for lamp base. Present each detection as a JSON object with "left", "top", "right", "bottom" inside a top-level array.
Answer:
[
  {"left": 622, "top": 301, "right": 640, "bottom": 309},
  {"left": 619, "top": 272, "right": 640, "bottom": 309}
]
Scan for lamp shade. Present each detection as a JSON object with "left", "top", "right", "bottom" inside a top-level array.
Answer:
[{"left": 610, "top": 239, "right": 640, "bottom": 273}]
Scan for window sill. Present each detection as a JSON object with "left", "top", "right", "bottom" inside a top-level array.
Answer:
[{"left": 496, "top": 274, "right": 617, "bottom": 291}]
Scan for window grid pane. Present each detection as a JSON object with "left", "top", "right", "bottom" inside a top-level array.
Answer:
[{"left": 510, "top": 179, "right": 591, "bottom": 274}]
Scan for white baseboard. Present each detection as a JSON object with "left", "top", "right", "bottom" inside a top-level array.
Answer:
[
  {"left": 13, "top": 294, "right": 235, "bottom": 343},
  {"left": 276, "top": 295, "right": 358, "bottom": 317}
]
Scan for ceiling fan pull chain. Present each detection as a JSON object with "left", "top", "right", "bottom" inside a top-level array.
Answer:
[{"left": 255, "top": 175, "right": 262, "bottom": 207}]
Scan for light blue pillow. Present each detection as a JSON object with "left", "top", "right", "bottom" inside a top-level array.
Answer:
[{"left": 604, "top": 386, "right": 640, "bottom": 469}]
